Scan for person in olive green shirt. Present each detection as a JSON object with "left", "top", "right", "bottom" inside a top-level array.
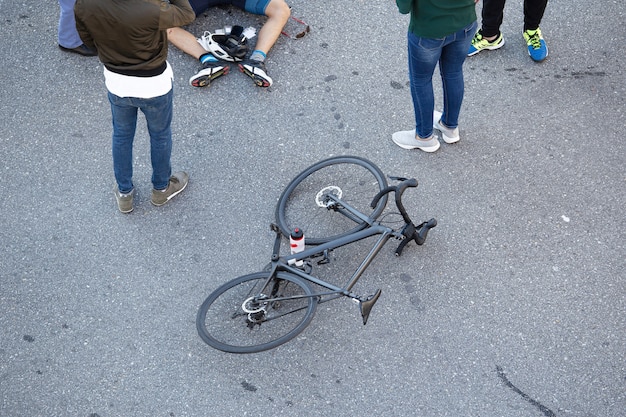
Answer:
[
  {"left": 392, "top": 0, "right": 478, "bottom": 153},
  {"left": 75, "top": 0, "right": 196, "bottom": 213}
]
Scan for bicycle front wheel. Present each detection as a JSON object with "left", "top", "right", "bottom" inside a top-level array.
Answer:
[
  {"left": 275, "top": 156, "right": 388, "bottom": 245},
  {"left": 196, "top": 271, "right": 317, "bottom": 353}
]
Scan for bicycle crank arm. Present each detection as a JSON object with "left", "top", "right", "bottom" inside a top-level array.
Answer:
[{"left": 359, "top": 289, "right": 382, "bottom": 325}]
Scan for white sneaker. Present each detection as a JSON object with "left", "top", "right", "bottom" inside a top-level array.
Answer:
[
  {"left": 433, "top": 110, "right": 460, "bottom": 143},
  {"left": 189, "top": 61, "right": 229, "bottom": 87},
  {"left": 238, "top": 59, "right": 273, "bottom": 87},
  {"left": 392, "top": 130, "right": 440, "bottom": 152}
]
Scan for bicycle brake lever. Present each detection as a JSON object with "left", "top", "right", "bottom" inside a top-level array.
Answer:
[
  {"left": 395, "top": 218, "right": 437, "bottom": 254},
  {"left": 415, "top": 218, "right": 437, "bottom": 245},
  {"left": 395, "top": 238, "right": 410, "bottom": 256},
  {"left": 395, "top": 222, "right": 416, "bottom": 256}
]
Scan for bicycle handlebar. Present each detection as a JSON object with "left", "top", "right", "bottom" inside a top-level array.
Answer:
[
  {"left": 370, "top": 177, "right": 418, "bottom": 224},
  {"left": 370, "top": 177, "right": 437, "bottom": 256}
]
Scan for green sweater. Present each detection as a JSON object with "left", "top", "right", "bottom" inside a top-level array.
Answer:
[{"left": 396, "top": 0, "right": 476, "bottom": 39}]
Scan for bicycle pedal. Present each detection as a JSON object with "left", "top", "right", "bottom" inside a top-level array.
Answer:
[{"left": 359, "top": 289, "right": 382, "bottom": 325}]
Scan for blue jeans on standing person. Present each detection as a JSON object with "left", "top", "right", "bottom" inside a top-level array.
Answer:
[
  {"left": 107, "top": 89, "right": 173, "bottom": 194},
  {"left": 408, "top": 21, "right": 477, "bottom": 139},
  {"left": 58, "top": 0, "right": 81, "bottom": 48}
]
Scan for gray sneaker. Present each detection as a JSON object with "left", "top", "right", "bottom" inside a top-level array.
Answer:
[
  {"left": 433, "top": 110, "right": 460, "bottom": 143},
  {"left": 114, "top": 186, "right": 135, "bottom": 213},
  {"left": 151, "top": 171, "right": 189, "bottom": 206},
  {"left": 391, "top": 130, "right": 440, "bottom": 152}
]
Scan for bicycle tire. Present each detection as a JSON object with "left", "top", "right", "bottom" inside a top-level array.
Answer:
[
  {"left": 275, "top": 155, "right": 388, "bottom": 245},
  {"left": 196, "top": 271, "right": 317, "bottom": 353}
]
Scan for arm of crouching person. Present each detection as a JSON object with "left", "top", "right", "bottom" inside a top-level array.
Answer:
[
  {"left": 74, "top": 3, "right": 94, "bottom": 50},
  {"left": 160, "top": 0, "right": 196, "bottom": 29}
]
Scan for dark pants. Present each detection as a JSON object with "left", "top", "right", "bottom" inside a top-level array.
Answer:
[{"left": 481, "top": 0, "right": 548, "bottom": 37}]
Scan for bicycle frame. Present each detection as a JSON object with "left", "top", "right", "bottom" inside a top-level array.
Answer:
[
  {"left": 270, "top": 223, "right": 396, "bottom": 297},
  {"left": 257, "top": 190, "right": 404, "bottom": 325},
  {"left": 244, "top": 177, "right": 437, "bottom": 327}
]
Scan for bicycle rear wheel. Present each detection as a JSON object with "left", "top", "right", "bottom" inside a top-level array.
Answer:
[
  {"left": 197, "top": 271, "right": 317, "bottom": 353},
  {"left": 275, "top": 155, "right": 388, "bottom": 245}
]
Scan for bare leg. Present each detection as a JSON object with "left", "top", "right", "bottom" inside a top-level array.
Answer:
[
  {"left": 168, "top": 27, "right": 229, "bottom": 87},
  {"left": 254, "top": 0, "right": 290, "bottom": 55}
]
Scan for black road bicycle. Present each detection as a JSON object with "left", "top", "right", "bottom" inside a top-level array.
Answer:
[{"left": 196, "top": 156, "right": 437, "bottom": 353}]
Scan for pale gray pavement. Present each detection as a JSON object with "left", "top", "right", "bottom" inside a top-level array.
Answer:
[{"left": 1, "top": 1, "right": 625, "bottom": 416}]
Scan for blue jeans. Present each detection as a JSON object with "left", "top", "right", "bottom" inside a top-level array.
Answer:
[
  {"left": 407, "top": 21, "right": 477, "bottom": 138},
  {"left": 58, "top": 0, "right": 81, "bottom": 48},
  {"left": 108, "top": 89, "right": 173, "bottom": 193}
]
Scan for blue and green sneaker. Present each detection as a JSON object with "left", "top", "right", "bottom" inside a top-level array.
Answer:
[
  {"left": 467, "top": 30, "right": 505, "bottom": 56},
  {"left": 523, "top": 28, "right": 548, "bottom": 62}
]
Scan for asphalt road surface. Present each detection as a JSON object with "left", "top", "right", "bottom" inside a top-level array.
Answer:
[{"left": 1, "top": 1, "right": 624, "bottom": 416}]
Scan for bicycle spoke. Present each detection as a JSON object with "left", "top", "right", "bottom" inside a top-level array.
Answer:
[
  {"left": 197, "top": 272, "right": 317, "bottom": 353},
  {"left": 276, "top": 156, "right": 387, "bottom": 245}
]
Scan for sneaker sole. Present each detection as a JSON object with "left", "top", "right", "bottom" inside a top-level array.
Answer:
[
  {"left": 433, "top": 121, "right": 460, "bottom": 144},
  {"left": 238, "top": 64, "right": 272, "bottom": 87},
  {"left": 391, "top": 135, "right": 440, "bottom": 152},
  {"left": 190, "top": 66, "right": 229, "bottom": 88},
  {"left": 151, "top": 180, "right": 189, "bottom": 206},
  {"left": 416, "top": 144, "right": 439, "bottom": 153},
  {"left": 468, "top": 39, "right": 505, "bottom": 56},
  {"left": 432, "top": 111, "right": 460, "bottom": 144}
]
